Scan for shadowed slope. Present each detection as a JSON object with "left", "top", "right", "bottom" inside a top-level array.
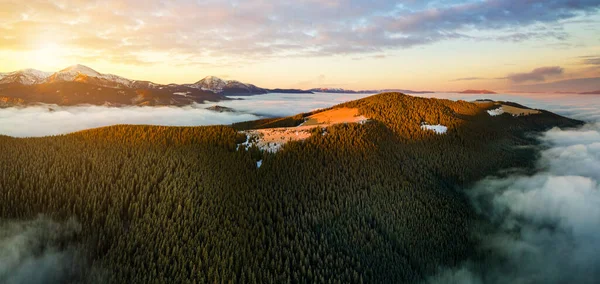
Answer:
[{"left": 0, "top": 93, "right": 582, "bottom": 283}]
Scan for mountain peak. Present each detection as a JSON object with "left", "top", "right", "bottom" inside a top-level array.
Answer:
[
  {"left": 0, "top": 68, "right": 51, "bottom": 85},
  {"left": 198, "top": 76, "right": 227, "bottom": 84},
  {"left": 202, "top": 75, "right": 224, "bottom": 80},
  {"left": 188, "top": 76, "right": 266, "bottom": 95},
  {"left": 44, "top": 64, "right": 137, "bottom": 88},
  {"left": 59, "top": 64, "right": 101, "bottom": 76},
  {"left": 192, "top": 76, "right": 228, "bottom": 92}
]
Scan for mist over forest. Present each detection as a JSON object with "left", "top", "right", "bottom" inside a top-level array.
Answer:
[
  {"left": 424, "top": 93, "right": 600, "bottom": 283},
  {"left": 1, "top": 92, "right": 598, "bottom": 138},
  {"left": 430, "top": 122, "right": 600, "bottom": 284},
  {"left": 2, "top": 0, "right": 600, "bottom": 282},
  {"left": 1, "top": 91, "right": 597, "bottom": 283}
]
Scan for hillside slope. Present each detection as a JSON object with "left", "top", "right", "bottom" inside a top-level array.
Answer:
[
  {"left": 0, "top": 93, "right": 582, "bottom": 283},
  {"left": 0, "top": 81, "right": 224, "bottom": 106}
]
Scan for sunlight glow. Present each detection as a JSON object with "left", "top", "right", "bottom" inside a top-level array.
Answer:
[{"left": 32, "top": 43, "right": 68, "bottom": 69}]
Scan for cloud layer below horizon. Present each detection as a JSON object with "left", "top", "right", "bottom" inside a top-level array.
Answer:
[
  {"left": 0, "top": 92, "right": 599, "bottom": 138},
  {"left": 0, "top": 92, "right": 374, "bottom": 137},
  {"left": 425, "top": 90, "right": 600, "bottom": 284},
  {"left": 429, "top": 121, "right": 600, "bottom": 284}
]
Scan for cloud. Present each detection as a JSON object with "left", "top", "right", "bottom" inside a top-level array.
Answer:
[
  {"left": 416, "top": 92, "right": 600, "bottom": 123},
  {"left": 0, "top": 93, "right": 375, "bottom": 137},
  {"left": 0, "top": 0, "right": 598, "bottom": 65},
  {"left": 451, "top": 77, "right": 488, "bottom": 81},
  {"left": 428, "top": 120, "right": 600, "bottom": 283},
  {"left": 2, "top": 92, "right": 599, "bottom": 138},
  {"left": 492, "top": 30, "right": 569, "bottom": 42},
  {"left": 583, "top": 57, "right": 600, "bottom": 65},
  {"left": 504, "top": 66, "right": 564, "bottom": 83},
  {"left": 0, "top": 217, "right": 84, "bottom": 284},
  {"left": 0, "top": 104, "right": 260, "bottom": 137}
]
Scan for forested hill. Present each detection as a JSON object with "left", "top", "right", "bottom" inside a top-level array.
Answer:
[{"left": 0, "top": 93, "right": 581, "bottom": 283}]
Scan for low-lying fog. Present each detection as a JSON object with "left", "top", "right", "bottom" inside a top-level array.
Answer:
[
  {"left": 424, "top": 93, "right": 600, "bottom": 284},
  {"left": 429, "top": 121, "right": 600, "bottom": 284},
  {"left": 0, "top": 93, "right": 374, "bottom": 137},
  {"left": 417, "top": 92, "right": 600, "bottom": 123},
  {"left": 0, "top": 92, "right": 598, "bottom": 138},
  {"left": 1, "top": 92, "right": 599, "bottom": 283}
]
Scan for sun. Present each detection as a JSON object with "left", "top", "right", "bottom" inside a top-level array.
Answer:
[{"left": 31, "top": 43, "right": 67, "bottom": 69}]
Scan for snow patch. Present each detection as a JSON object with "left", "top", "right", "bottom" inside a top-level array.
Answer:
[
  {"left": 487, "top": 107, "right": 504, "bottom": 116},
  {"left": 256, "top": 160, "right": 263, "bottom": 168},
  {"left": 237, "top": 128, "right": 312, "bottom": 153},
  {"left": 173, "top": 92, "right": 191, "bottom": 97},
  {"left": 421, "top": 123, "right": 448, "bottom": 134}
]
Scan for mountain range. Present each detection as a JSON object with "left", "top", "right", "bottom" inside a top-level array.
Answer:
[
  {"left": 1, "top": 65, "right": 598, "bottom": 107},
  {"left": 0, "top": 65, "right": 441, "bottom": 107},
  {"left": 309, "top": 87, "right": 435, "bottom": 94},
  {"left": 0, "top": 65, "right": 314, "bottom": 106},
  {"left": 458, "top": 89, "right": 497, "bottom": 94},
  {"left": 0, "top": 65, "right": 224, "bottom": 106}
]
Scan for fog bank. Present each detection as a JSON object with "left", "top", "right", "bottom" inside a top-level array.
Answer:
[
  {"left": 0, "top": 93, "right": 376, "bottom": 137},
  {"left": 0, "top": 217, "right": 83, "bottom": 284},
  {"left": 429, "top": 122, "right": 600, "bottom": 284},
  {"left": 418, "top": 92, "right": 600, "bottom": 123},
  {"left": 0, "top": 104, "right": 260, "bottom": 137},
  {"left": 0, "top": 92, "right": 598, "bottom": 138}
]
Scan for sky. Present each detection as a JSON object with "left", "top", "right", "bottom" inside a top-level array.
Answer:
[{"left": 0, "top": 0, "right": 599, "bottom": 91}]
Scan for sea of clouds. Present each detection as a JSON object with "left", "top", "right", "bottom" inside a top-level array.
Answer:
[
  {"left": 2, "top": 92, "right": 600, "bottom": 283},
  {"left": 0, "top": 92, "right": 598, "bottom": 138},
  {"left": 0, "top": 92, "right": 373, "bottom": 137},
  {"left": 426, "top": 93, "right": 600, "bottom": 284}
]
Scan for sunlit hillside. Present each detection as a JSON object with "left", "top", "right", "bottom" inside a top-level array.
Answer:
[{"left": 0, "top": 93, "right": 581, "bottom": 283}]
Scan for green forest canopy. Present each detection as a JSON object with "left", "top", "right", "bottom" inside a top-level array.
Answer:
[{"left": 0, "top": 93, "right": 582, "bottom": 283}]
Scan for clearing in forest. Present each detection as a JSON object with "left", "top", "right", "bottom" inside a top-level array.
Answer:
[{"left": 241, "top": 107, "right": 369, "bottom": 152}]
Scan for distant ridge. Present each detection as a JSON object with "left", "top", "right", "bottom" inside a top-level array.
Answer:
[
  {"left": 0, "top": 65, "right": 224, "bottom": 106},
  {"left": 0, "top": 64, "right": 441, "bottom": 106},
  {"left": 310, "top": 88, "right": 434, "bottom": 94},
  {"left": 188, "top": 76, "right": 267, "bottom": 96},
  {"left": 459, "top": 89, "right": 497, "bottom": 94},
  {"left": 0, "top": 69, "right": 51, "bottom": 85}
]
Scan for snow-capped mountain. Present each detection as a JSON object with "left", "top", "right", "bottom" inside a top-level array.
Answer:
[
  {"left": 44, "top": 64, "right": 136, "bottom": 89},
  {"left": 0, "top": 64, "right": 307, "bottom": 107},
  {"left": 0, "top": 69, "right": 51, "bottom": 85},
  {"left": 190, "top": 76, "right": 267, "bottom": 95},
  {"left": 0, "top": 64, "right": 229, "bottom": 107},
  {"left": 0, "top": 65, "right": 281, "bottom": 96},
  {"left": 311, "top": 87, "right": 346, "bottom": 92},
  {"left": 191, "top": 76, "right": 228, "bottom": 93},
  {"left": 47, "top": 64, "right": 102, "bottom": 81}
]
